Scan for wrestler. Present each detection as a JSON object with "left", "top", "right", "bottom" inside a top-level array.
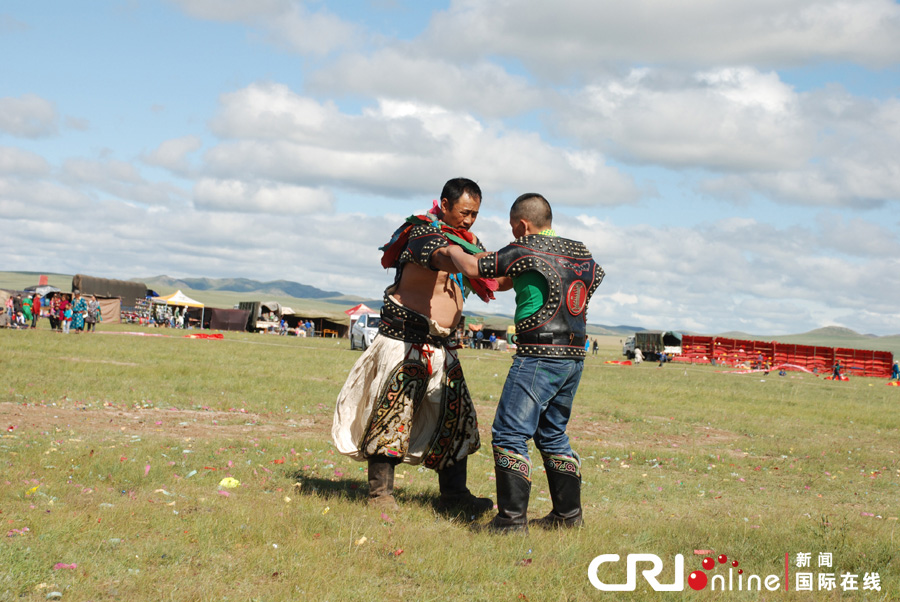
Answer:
[
  {"left": 332, "top": 177, "right": 501, "bottom": 515},
  {"left": 447, "top": 193, "right": 604, "bottom": 533}
]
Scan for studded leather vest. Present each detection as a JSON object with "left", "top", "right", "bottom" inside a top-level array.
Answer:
[{"left": 477, "top": 235, "right": 604, "bottom": 359}]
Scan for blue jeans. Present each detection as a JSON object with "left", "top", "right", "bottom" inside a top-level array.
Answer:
[{"left": 491, "top": 356, "right": 584, "bottom": 460}]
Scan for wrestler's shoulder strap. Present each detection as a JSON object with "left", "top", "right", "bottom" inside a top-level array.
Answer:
[{"left": 401, "top": 221, "right": 449, "bottom": 270}]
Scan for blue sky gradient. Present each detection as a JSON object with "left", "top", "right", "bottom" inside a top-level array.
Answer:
[{"left": 2, "top": 1, "right": 899, "bottom": 335}]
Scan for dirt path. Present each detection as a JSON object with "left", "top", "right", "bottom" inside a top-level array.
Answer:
[
  {"left": 0, "top": 402, "right": 325, "bottom": 440},
  {"left": 1, "top": 401, "right": 741, "bottom": 453}
]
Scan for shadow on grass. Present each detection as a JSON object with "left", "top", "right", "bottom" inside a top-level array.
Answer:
[
  {"left": 288, "top": 470, "right": 368, "bottom": 503},
  {"left": 288, "top": 469, "right": 493, "bottom": 524}
]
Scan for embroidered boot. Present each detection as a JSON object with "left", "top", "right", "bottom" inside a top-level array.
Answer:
[
  {"left": 486, "top": 448, "right": 531, "bottom": 534},
  {"left": 367, "top": 456, "right": 400, "bottom": 510},
  {"left": 435, "top": 457, "right": 493, "bottom": 517},
  {"left": 531, "top": 452, "right": 583, "bottom": 529}
]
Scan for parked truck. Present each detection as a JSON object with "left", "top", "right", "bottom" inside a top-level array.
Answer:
[{"left": 623, "top": 330, "right": 682, "bottom": 361}]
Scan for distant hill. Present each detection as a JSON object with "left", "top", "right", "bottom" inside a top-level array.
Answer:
[
  {"left": 1, "top": 271, "right": 896, "bottom": 353},
  {"left": 587, "top": 324, "right": 640, "bottom": 337},
  {"left": 716, "top": 326, "right": 885, "bottom": 342},
  {"left": 713, "top": 326, "right": 900, "bottom": 356},
  {"left": 139, "top": 275, "right": 349, "bottom": 301}
]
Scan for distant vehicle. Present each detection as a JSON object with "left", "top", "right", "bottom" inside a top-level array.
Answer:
[
  {"left": 237, "top": 300, "right": 282, "bottom": 333},
  {"left": 350, "top": 313, "right": 381, "bottom": 350},
  {"left": 623, "top": 331, "right": 682, "bottom": 361},
  {"left": 623, "top": 336, "right": 635, "bottom": 357}
]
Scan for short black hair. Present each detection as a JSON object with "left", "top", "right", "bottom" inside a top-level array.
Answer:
[
  {"left": 510, "top": 193, "right": 552, "bottom": 229},
  {"left": 441, "top": 178, "right": 482, "bottom": 207}
]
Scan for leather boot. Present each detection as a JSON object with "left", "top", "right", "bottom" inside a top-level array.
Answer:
[
  {"left": 367, "top": 456, "right": 400, "bottom": 510},
  {"left": 531, "top": 452, "right": 583, "bottom": 528},
  {"left": 435, "top": 457, "right": 493, "bottom": 517},
  {"left": 486, "top": 447, "right": 531, "bottom": 534}
]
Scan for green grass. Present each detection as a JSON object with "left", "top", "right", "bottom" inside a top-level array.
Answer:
[{"left": 1, "top": 325, "right": 899, "bottom": 600}]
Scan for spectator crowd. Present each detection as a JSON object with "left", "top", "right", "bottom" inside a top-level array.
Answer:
[{"left": 4, "top": 292, "right": 101, "bottom": 333}]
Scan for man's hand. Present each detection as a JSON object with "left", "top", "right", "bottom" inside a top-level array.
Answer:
[{"left": 495, "top": 276, "right": 513, "bottom": 291}]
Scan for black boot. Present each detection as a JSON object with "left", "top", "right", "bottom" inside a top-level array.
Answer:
[
  {"left": 367, "top": 455, "right": 400, "bottom": 510},
  {"left": 486, "top": 447, "right": 531, "bottom": 534},
  {"left": 435, "top": 457, "right": 493, "bottom": 517},
  {"left": 531, "top": 452, "right": 583, "bottom": 528}
]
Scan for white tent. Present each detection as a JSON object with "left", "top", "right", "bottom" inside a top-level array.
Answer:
[
  {"left": 152, "top": 290, "right": 204, "bottom": 307},
  {"left": 151, "top": 290, "right": 205, "bottom": 326}
]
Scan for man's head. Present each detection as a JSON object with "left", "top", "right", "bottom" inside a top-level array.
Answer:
[
  {"left": 509, "top": 193, "right": 552, "bottom": 238},
  {"left": 439, "top": 177, "right": 482, "bottom": 231}
]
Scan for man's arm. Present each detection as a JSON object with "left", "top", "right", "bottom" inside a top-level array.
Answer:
[
  {"left": 445, "top": 246, "right": 514, "bottom": 291},
  {"left": 429, "top": 246, "right": 459, "bottom": 274},
  {"left": 445, "top": 245, "right": 481, "bottom": 279}
]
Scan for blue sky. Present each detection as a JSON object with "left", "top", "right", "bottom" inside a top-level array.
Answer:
[{"left": 2, "top": 1, "right": 899, "bottom": 335}]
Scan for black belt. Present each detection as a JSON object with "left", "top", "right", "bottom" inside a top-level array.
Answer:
[
  {"left": 378, "top": 314, "right": 454, "bottom": 347},
  {"left": 517, "top": 331, "right": 585, "bottom": 348},
  {"left": 379, "top": 293, "right": 457, "bottom": 347}
]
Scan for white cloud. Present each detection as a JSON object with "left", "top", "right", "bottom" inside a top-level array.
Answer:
[
  {"left": 169, "top": 0, "right": 291, "bottom": 22},
  {"left": 426, "top": 0, "right": 900, "bottom": 75},
  {"left": 308, "top": 48, "right": 546, "bottom": 118},
  {"left": 171, "top": 0, "right": 357, "bottom": 55},
  {"left": 549, "top": 67, "right": 900, "bottom": 208},
  {"left": 557, "top": 214, "right": 900, "bottom": 335},
  {"left": 205, "top": 83, "right": 638, "bottom": 206},
  {"left": 63, "top": 158, "right": 142, "bottom": 184},
  {"left": 262, "top": 3, "right": 359, "bottom": 56},
  {"left": 0, "top": 191, "right": 400, "bottom": 299},
  {"left": 558, "top": 67, "right": 812, "bottom": 171},
  {"left": 0, "top": 177, "right": 93, "bottom": 213},
  {"left": 60, "top": 158, "right": 186, "bottom": 207},
  {"left": 143, "top": 135, "right": 203, "bottom": 172},
  {"left": 210, "top": 83, "right": 340, "bottom": 143},
  {"left": 0, "top": 146, "right": 50, "bottom": 176},
  {"left": 0, "top": 94, "right": 58, "bottom": 138},
  {"left": 193, "top": 178, "right": 334, "bottom": 213}
]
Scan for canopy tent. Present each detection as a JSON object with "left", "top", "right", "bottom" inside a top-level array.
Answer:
[
  {"left": 151, "top": 290, "right": 205, "bottom": 326},
  {"left": 24, "top": 284, "right": 61, "bottom": 296},
  {"left": 345, "top": 303, "right": 375, "bottom": 317},
  {"left": 151, "top": 290, "right": 204, "bottom": 307},
  {"left": 345, "top": 303, "right": 377, "bottom": 336}
]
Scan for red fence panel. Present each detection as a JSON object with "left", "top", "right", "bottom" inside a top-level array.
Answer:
[{"left": 672, "top": 335, "right": 893, "bottom": 378}]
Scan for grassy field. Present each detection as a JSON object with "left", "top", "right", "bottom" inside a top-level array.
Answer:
[{"left": 1, "top": 323, "right": 899, "bottom": 601}]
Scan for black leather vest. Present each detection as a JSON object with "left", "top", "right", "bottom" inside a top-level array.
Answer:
[{"left": 478, "top": 235, "right": 604, "bottom": 359}]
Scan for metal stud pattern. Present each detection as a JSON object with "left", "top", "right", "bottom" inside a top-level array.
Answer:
[
  {"left": 478, "top": 234, "right": 603, "bottom": 360},
  {"left": 399, "top": 224, "right": 449, "bottom": 269},
  {"left": 378, "top": 293, "right": 453, "bottom": 347}
]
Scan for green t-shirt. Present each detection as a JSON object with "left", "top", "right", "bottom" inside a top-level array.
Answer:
[
  {"left": 510, "top": 229, "right": 556, "bottom": 322},
  {"left": 513, "top": 272, "right": 547, "bottom": 321}
]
